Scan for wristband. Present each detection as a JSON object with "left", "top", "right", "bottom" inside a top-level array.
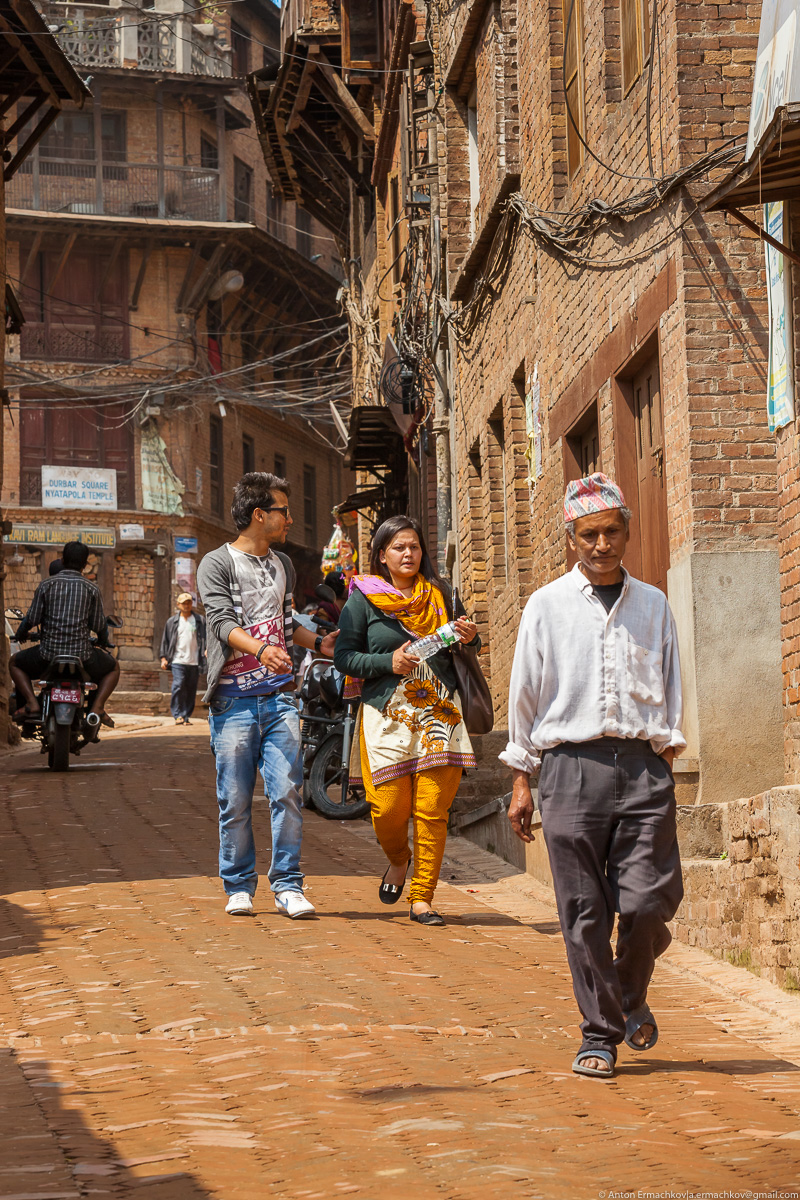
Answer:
[
  {"left": 314, "top": 634, "right": 324, "bottom": 654},
  {"left": 255, "top": 644, "right": 267, "bottom": 664}
]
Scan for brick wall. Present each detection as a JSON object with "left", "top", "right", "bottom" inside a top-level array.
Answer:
[{"left": 432, "top": 0, "right": 775, "bottom": 720}]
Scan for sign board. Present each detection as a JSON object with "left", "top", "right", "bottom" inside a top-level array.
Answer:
[
  {"left": 765, "top": 201, "right": 795, "bottom": 431},
  {"left": 120, "top": 523, "right": 145, "bottom": 541},
  {"left": 41, "top": 465, "right": 117, "bottom": 510},
  {"left": 747, "top": 1, "right": 799, "bottom": 157},
  {"left": 3, "top": 523, "right": 116, "bottom": 549},
  {"left": 174, "top": 536, "right": 198, "bottom": 554},
  {"left": 175, "top": 556, "right": 197, "bottom": 600}
]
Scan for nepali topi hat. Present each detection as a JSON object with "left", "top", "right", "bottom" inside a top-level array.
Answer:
[{"left": 563, "top": 472, "right": 627, "bottom": 523}]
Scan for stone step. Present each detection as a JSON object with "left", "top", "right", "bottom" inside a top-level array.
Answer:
[{"left": 109, "top": 690, "right": 205, "bottom": 718}]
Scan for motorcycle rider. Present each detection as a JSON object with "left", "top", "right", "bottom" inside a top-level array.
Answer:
[{"left": 9, "top": 540, "right": 120, "bottom": 727}]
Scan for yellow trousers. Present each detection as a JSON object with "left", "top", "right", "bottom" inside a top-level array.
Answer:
[{"left": 360, "top": 735, "right": 462, "bottom": 905}]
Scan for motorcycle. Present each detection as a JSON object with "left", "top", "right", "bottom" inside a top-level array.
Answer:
[
  {"left": 6, "top": 608, "right": 124, "bottom": 771},
  {"left": 297, "top": 584, "right": 368, "bottom": 820}
]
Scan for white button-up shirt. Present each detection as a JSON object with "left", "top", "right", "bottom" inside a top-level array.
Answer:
[{"left": 500, "top": 565, "right": 686, "bottom": 774}]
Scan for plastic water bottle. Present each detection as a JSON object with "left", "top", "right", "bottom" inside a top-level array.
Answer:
[{"left": 409, "top": 621, "right": 460, "bottom": 660}]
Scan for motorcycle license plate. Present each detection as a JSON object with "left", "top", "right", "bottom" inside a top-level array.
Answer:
[{"left": 51, "top": 687, "right": 80, "bottom": 703}]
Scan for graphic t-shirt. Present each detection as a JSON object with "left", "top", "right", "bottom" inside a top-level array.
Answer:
[
  {"left": 214, "top": 545, "right": 293, "bottom": 697},
  {"left": 173, "top": 614, "right": 198, "bottom": 665}
]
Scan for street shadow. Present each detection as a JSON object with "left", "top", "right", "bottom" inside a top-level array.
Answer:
[
  {"left": 451, "top": 912, "right": 525, "bottom": 927},
  {"left": 618, "top": 1057, "right": 800, "bottom": 1076},
  {"left": 354, "top": 1082, "right": 477, "bottom": 1099},
  {"left": 0, "top": 897, "right": 48, "bottom": 960},
  {"left": 527, "top": 920, "right": 562, "bottom": 935},
  {"left": 1, "top": 1049, "right": 211, "bottom": 1198}
]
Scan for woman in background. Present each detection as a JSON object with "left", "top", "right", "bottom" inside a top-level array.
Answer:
[{"left": 334, "top": 516, "right": 478, "bottom": 926}]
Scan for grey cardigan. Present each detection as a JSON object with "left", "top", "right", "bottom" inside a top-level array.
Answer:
[{"left": 196, "top": 543, "right": 296, "bottom": 703}]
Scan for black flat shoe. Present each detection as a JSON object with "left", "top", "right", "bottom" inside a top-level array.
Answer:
[
  {"left": 409, "top": 907, "right": 445, "bottom": 926},
  {"left": 379, "top": 860, "right": 410, "bottom": 905}
]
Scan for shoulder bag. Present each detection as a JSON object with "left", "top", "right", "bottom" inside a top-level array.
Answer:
[{"left": 451, "top": 587, "right": 494, "bottom": 735}]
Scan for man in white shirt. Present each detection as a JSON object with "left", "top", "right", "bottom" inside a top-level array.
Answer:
[
  {"left": 160, "top": 593, "right": 206, "bottom": 725},
  {"left": 502, "top": 472, "right": 685, "bottom": 1080}
]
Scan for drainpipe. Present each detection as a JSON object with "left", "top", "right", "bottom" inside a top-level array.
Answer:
[{"left": 426, "top": 71, "right": 452, "bottom": 579}]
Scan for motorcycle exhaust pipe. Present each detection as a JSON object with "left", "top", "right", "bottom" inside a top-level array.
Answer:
[{"left": 85, "top": 712, "right": 101, "bottom": 730}]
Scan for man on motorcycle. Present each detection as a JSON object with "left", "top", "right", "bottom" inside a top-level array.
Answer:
[{"left": 9, "top": 540, "right": 120, "bottom": 726}]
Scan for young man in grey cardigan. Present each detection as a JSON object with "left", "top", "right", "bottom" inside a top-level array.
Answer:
[{"left": 197, "top": 473, "right": 338, "bottom": 918}]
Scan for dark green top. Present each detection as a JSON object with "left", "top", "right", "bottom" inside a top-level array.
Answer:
[{"left": 334, "top": 586, "right": 462, "bottom": 711}]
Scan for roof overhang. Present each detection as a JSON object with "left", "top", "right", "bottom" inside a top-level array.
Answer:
[
  {"left": 704, "top": 104, "right": 800, "bottom": 211},
  {"left": 344, "top": 405, "right": 405, "bottom": 473},
  {"left": 1, "top": 0, "right": 91, "bottom": 180}
]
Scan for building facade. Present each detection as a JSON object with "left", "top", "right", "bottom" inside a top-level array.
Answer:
[
  {"left": 252, "top": 0, "right": 800, "bottom": 986},
  {"left": 2, "top": 0, "right": 352, "bottom": 715}
]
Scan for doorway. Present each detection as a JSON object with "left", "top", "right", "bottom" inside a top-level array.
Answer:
[{"left": 614, "top": 338, "right": 669, "bottom": 592}]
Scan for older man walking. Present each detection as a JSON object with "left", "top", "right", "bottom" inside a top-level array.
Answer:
[
  {"left": 502, "top": 473, "right": 685, "bottom": 1079},
  {"left": 160, "top": 592, "right": 206, "bottom": 725}
]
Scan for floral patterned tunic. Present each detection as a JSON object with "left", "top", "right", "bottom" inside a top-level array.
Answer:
[{"left": 356, "top": 658, "right": 476, "bottom": 786}]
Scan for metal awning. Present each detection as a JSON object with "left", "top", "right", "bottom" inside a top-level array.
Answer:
[
  {"left": 344, "top": 405, "right": 404, "bottom": 473},
  {"left": 705, "top": 104, "right": 800, "bottom": 211},
  {"left": 334, "top": 484, "right": 386, "bottom": 515},
  {"left": 702, "top": 104, "right": 800, "bottom": 268}
]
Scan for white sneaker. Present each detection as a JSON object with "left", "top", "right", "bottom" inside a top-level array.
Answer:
[
  {"left": 225, "top": 891, "right": 254, "bottom": 916},
  {"left": 275, "top": 890, "right": 316, "bottom": 919}
]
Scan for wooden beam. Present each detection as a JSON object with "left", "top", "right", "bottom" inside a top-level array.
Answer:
[
  {"left": 20, "top": 231, "right": 42, "bottom": 286},
  {"left": 182, "top": 242, "right": 229, "bottom": 314},
  {"left": 175, "top": 240, "right": 205, "bottom": 312},
  {"left": 287, "top": 56, "right": 317, "bottom": 134},
  {"left": 299, "top": 113, "right": 370, "bottom": 191},
  {"left": 0, "top": 71, "right": 37, "bottom": 121},
  {"left": 99, "top": 237, "right": 125, "bottom": 301},
  {"left": 49, "top": 231, "right": 77, "bottom": 294},
  {"left": 3, "top": 103, "right": 60, "bottom": 181},
  {"left": 729, "top": 207, "right": 800, "bottom": 271},
  {"left": 314, "top": 57, "right": 375, "bottom": 143},
  {"left": 129, "top": 241, "right": 154, "bottom": 311},
  {"left": 3, "top": 91, "right": 45, "bottom": 145}
]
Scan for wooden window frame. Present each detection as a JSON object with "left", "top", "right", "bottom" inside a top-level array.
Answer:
[
  {"left": 20, "top": 398, "right": 135, "bottom": 508},
  {"left": 341, "top": 0, "right": 382, "bottom": 72},
  {"left": 233, "top": 156, "right": 253, "bottom": 223},
  {"left": 209, "top": 414, "right": 224, "bottom": 518},
  {"left": 242, "top": 433, "right": 255, "bottom": 475},
  {"left": 303, "top": 464, "right": 317, "bottom": 547},
  {"left": 621, "top": 0, "right": 652, "bottom": 97},
  {"left": 562, "top": 0, "right": 584, "bottom": 179},
  {"left": 231, "top": 21, "right": 249, "bottom": 77},
  {"left": 274, "top": 453, "right": 286, "bottom": 480}
]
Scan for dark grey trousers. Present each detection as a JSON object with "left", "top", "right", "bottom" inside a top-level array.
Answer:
[
  {"left": 170, "top": 663, "right": 199, "bottom": 720},
  {"left": 537, "top": 737, "right": 683, "bottom": 1055}
]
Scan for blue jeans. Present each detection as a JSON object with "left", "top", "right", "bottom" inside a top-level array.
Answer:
[
  {"left": 208, "top": 691, "right": 304, "bottom": 897},
  {"left": 170, "top": 663, "right": 199, "bottom": 720}
]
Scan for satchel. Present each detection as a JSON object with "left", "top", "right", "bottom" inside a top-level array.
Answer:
[{"left": 451, "top": 588, "right": 494, "bottom": 735}]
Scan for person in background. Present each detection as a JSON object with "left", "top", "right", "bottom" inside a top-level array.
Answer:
[
  {"left": 197, "top": 472, "right": 338, "bottom": 920},
  {"left": 334, "top": 516, "right": 478, "bottom": 927},
  {"left": 10, "top": 540, "right": 120, "bottom": 727},
  {"left": 160, "top": 592, "right": 207, "bottom": 726},
  {"left": 502, "top": 473, "right": 685, "bottom": 1080},
  {"left": 48, "top": 558, "right": 63, "bottom": 577},
  {"left": 317, "top": 570, "right": 345, "bottom": 625}
]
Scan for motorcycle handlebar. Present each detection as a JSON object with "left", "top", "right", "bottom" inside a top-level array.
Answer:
[{"left": 311, "top": 615, "right": 337, "bottom": 632}]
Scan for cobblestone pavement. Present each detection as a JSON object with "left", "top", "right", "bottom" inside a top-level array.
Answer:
[{"left": 2, "top": 725, "right": 800, "bottom": 1200}]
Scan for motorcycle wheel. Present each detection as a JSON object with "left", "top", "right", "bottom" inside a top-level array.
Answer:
[
  {"left": 48, "top": 721, "right": 71, "bottom": 772},
  {"left": 308, "top": 732, "right": 369, "bottom": 820}
]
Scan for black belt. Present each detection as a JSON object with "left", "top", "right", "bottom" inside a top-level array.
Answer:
[{"left": 544, "top": 737, "right": 657, "bottom": 757}]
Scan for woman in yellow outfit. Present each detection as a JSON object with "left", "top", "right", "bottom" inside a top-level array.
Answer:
[{"left": 334, "top": 516, "right": 478, "bottom": 926}]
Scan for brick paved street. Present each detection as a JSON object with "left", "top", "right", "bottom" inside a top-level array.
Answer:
[{"left": 2, "top": 725, "right": 800, "bottom": 1200}]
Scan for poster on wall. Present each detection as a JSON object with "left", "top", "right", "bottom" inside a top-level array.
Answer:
[
  {"left": 141, "top": 424, "right": 185, "bottom": 516},
  {"left": 41, "top": 466, "right": 117, "bottom": 510},
  {"left": 175, "top": 556, "right": 197, "bottom": 601},
  {"left": 765, "top": 201, "right": 795, "bottom": 432},
  {"left": 524, "top": 366, "right": 543, "bottom": 485},
  {"left": 747, "top": 1, "right": 798, "bottom": 158}
]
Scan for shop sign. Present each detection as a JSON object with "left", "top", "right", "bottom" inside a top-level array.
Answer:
[
  {"left": 120, "top": 523, "right": 146, "bottom": 540},
  {"left": 3, "top": 523, "right": 116, "bottom": 549},
  {"left": 41, "top": 465, "right": 117, "bottom": 510},
  {"left": 174, "top": 536, "right": 198, "bottom": 554}
]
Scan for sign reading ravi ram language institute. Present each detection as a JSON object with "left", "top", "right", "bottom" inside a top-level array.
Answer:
[
  {"left": 41, "top": 465, "right": 117, "bottom": 511},
  {"left": 3, "top": 524, "right": 116, "bottom": 549}
]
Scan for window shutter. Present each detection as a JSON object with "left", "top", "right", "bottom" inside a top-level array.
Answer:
[{"left": 621, "top": 0, "right": 641, "bottom": 95}]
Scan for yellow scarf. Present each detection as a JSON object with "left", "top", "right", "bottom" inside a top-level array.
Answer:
[{"left": 351, "top": 573, "right": 446, "bottom": 638}]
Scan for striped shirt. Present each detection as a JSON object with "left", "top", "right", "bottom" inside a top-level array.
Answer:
[
  {"left": 500, "top": 565, "right": 686, "bottom": 773},
  {"left": 24, "top": 569, "right": 106, "bottom": 661}
]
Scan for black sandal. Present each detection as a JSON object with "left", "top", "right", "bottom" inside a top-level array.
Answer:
[
  {"left": 410, "top": 907, "right": 445, "bottom": 927},
  {"left": 379, "top": 860, "right": 411, "bottom": 905}
]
